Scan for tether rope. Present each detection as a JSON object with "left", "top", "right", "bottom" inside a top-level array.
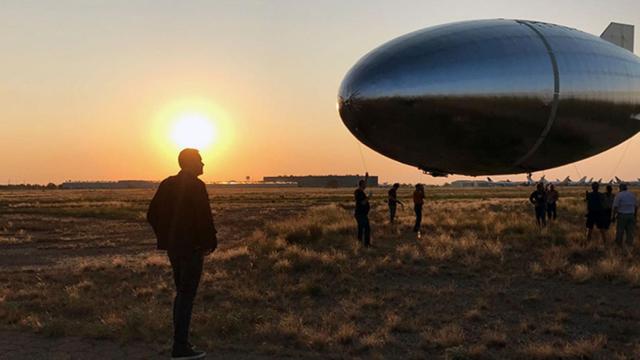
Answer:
[
  {"left": 573, "top": 164, "right": 582, "bottom": 179},
  {"left": 608, "top": 137, "right": 634, "bottom": 180},
  {"left": 357, "top": 142, "right": 368, "bottom": 174}
]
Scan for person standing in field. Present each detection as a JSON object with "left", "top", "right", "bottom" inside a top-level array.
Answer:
[
  {"left": 546, "top": 184, "right": 559, "bottom": 223},
  {"left": 413, "top": 184, "right": 426, "bottom": 236},
  {"left": 602, "top": 184, "right": 615, "bottom": 233},
  {"left": 529, "top": 182, "right": 547, "bottom": 228},
  {"left": 147, "top": 148, "right": 217, "bottom": 360},
  {"left": 354, "top": 172, "right": 371, "bottom": 247},
  {"left": 387, "top": 183, "right": 403, "bottom": 224},
  {"left": 585, "top": 182, "right": 607, "bottom": 244},
  {"left": 612, "top": 183, "right": 637, "bottom": 252}
]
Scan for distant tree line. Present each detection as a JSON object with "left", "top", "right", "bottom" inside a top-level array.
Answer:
[{"left": 0, "top": 183, "right": 58, "bottom": 190}]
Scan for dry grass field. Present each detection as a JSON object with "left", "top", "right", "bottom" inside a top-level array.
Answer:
[{"left": 1, "top": 186, "right": 640, "bottom": 359}]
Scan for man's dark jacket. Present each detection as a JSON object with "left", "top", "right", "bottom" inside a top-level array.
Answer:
[{"left": 147, "top": 171, "right": 217, "bottom": 256}]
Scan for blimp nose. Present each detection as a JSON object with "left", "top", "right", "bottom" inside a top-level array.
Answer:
[
  {"left": 336, "top": 19, "right": 559, "bottom": 174},
  {"left": 337, "top": 65, "right": 385, "bottom": 138},
  {"left": 337, "top": 86, "right": 360, "bottom": 134}
]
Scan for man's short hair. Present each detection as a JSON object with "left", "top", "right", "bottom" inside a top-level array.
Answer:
[
  {"left": 620, "top": 183, "right": 628, "bottom": 191},
  {"left": 591, "top": 182, "right": 599, "bottom": 191},
  {"left": 358, "top": 179, "right": 365, "bottom": 187},
  {"left": 178, "top": 148, "right": 200, "bottom": 169}
]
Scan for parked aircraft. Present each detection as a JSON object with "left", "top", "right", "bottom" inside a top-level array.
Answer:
[
  {"left": 537, "top": 176, "right": 585, "bottom": 186},
  {"left": 551, "top": 176, "right": 571, "bottom": 186},
  {"left": 523, "top": 175, "right": 590, "bottom": 186},
  {"left": 571, "top": 176, "right": 588, "bottom": 186},
  {"left": 614, "top": 177, "right": 640, "bottom": 186},
  {"left": 486, "top": 174, "right": 536, "bottom": 186},
  {"left": 481, "top": 174, "right": 606, "bottom": 187}
]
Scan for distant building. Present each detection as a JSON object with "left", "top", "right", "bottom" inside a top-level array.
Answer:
[
  {"left": 447, "top": 180, "right": 491, "bottom": 188},
  {"left": 209, "top": 181, "right": 297, "bottom": 188},
  {"left": 263, "top": 175, "right": 378, "bottom": 188}
]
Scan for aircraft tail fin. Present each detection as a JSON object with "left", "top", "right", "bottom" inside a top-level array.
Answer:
[{"left": 601, "top": 22, "right": 634, "bottom": 52}]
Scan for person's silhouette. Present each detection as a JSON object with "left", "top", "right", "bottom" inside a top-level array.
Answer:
[
  {"left": 388, "top": 183, "right": 403, "bottom": 224},
  {"left": 354, "top": 173, "right": 371, "bottom": 247},
  {"left": 529, "top": 182, "right": 547, "bottom": 228},
  {"left": 147, "top": 148, "right": 217, "bottom": 360},
  {"left": 413, "top": 183, "right": 426, "bottom": 235}
]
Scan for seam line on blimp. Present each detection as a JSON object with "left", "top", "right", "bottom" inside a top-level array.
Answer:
[{"left": 513, "top": 20, "right": 561, "bottom": 168}]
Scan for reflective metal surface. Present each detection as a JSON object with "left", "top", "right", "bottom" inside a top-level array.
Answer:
[{"left": 338, "top": 19, "right": 640, "bottom": 176}]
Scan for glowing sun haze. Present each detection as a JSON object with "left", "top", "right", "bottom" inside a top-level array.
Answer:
[
  {"left": 151, "top": 98, "right": 234, "bottom": 176},
  {"left": 171, "top": 113, "right": 217, "bottom": 151}
]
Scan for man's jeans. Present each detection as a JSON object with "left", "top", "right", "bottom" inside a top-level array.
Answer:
[
  {"left": 355, "top": 214, "right": 371, "bottom": 246},
  {"left": 414, "top": 204, "right": 423, "bottom": 232},
  {"left": 615, "top": 213, "right": 636, "bottom": 247},
  {"left": 169, "top": 252, "right": 204, "bottom": 348},
  {"left": 389, "top": 204, "right": 397, "bottom": 223}
]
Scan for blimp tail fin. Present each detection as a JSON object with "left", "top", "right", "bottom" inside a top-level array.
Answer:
[{"left": 601, "top": 22, "right": 634, "bottom": 52}]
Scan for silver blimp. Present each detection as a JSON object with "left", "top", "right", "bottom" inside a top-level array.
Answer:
[{"left": 338, "top": 19, "right": 640, "bottom": 176}]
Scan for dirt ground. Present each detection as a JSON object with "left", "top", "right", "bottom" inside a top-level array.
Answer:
[
  {"left": 1, "top": 187, "right": 639, "bottom": 359},
  {"left": 0, "top": 188, "right": 347, "bottom": 359}
]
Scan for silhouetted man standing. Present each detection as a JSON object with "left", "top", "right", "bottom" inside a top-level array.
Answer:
[
  {"left": 354, "top": 172, "right": 371, "bottom": 247},
  {"left": 529, "top": 182, "right": 547, "bottom": 228},
  {"left": 612, "top": 183, "right": 637, "bottom": 252},
  {"left": 546, "top": 184, "right": 559, "bottom": 222},
  {"left": 147, "top": 148, "right": 217, "bottom": 360},
  {"left": 413, "top": 184, "right": 426, "bottom": 236},
  {"left": 387, "top": 183, "right": 403, "bottom": 224},
  {"left": 586, "top": 182, "right": 607, "bottom": 244},
  {"left": 602, "top": 184, "right": 615, "bottom": 232}
]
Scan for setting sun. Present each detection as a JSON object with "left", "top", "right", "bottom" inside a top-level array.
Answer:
[
  {"left": 152, "top": 99, "right": 235, "bottom": 173},
  {"left": 170, "top": 113, "right": 217, "bottom": 150}
]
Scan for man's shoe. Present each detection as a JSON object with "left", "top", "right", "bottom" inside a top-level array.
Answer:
[{"left": 171, "top": 345, "right": 206, "bottom": 360}]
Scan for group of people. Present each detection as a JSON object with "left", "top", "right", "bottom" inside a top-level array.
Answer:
[
  {"left": 357, "top": 178, "right": 638, "bottom": 251},
  {"left": 585, "top": 182, "right": 637, "bottom": 249},
  {"left": 353, "top": 173, "right": 425, "bottom": 247},
  {"left": 529, "top": 180, "right": 638, "bottom": 250},
  {"left": 528, "top": 183, "right": 560, "bottom": 227}
]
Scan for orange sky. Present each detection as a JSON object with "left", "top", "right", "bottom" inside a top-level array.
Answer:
[{"left": 2, "top": 1, "right": 640, "bottom": 185}]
